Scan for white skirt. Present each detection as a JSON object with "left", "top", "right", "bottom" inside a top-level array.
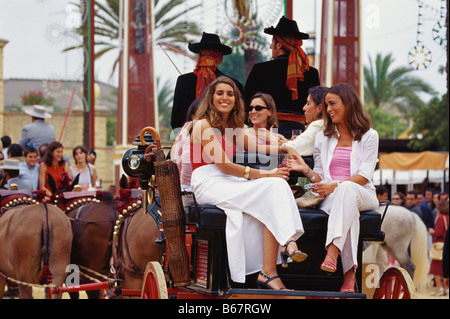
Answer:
[{"left": 191, "top": 164, "right": 304, "bottom": 283}]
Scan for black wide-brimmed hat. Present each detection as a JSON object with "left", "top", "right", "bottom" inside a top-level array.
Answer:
[
  {"left": 188, "top": 32, "right": 232, "bottom": 55},
  {"left": 264, "top": 16, "right": 309, "bottom": 40}
]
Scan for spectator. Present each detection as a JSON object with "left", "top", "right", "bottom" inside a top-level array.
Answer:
[
  {"left": 1, "top": 135, "right": 11, "bottom": 160},
  {"left": 19, "top": 146, "right": 40, "bottom": 191},
  {"left": 443, "top": 228, "right": 449, "bottom": 295},
  {"left": 0, "top": 159, "right": 33, "bottom": 190},
  {"left": 38, "top": 141, "right": 71, "bottom": 199},
  {"left": 429, "top": 200, "right": 449, "bottom": 296},
  {"left": 376, "top": 185, "right": 389, "bottom": 202},
  {"left": 38, "top": 143, "right": 48, "bottom": 163},
  {"left": 6, "top": 144, "right": 23, "bottom": 159},
  {"left": 423, "top": 188, "right": 435, "bottom": 211},
  {"left": 405, "top": 191, "right": 423, "bottom": 218},
  {"left": 391, "top": 191, "right": 406, "bottom": 206},
  {"left": 87, "top": 148, "right": 96, "bottom": 165},
  {"left": 18, "top": 105, "right": 55, "bottom": 150},
  {"left": 70, "top": 145, "right": 97, "bottom": 191}
]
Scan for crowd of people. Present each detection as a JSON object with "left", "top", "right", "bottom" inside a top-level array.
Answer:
[
  {"left": 0, "top": 104, "right": 99, "bottom": 200},
  {"left": 1, "top": 15, "right": 448, "bottom": 295},
  {"left": 377, "top": 185, "right": 449, "bottom": 296}
]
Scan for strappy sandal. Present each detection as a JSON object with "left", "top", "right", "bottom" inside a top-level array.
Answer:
[
  {"left": 280, "top": 240, "right": 308, "bottom": 268},
  {"left": 340, "top": 278, "right": 356, "bottom": 293},
  {"left": 320, "top": 253, "right": 337, "bottom": 273},
  {"left": 256, "top": 272, "right": 288, "bottom": 291}
]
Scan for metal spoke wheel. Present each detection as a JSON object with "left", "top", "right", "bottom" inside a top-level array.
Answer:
[
  {"left": 373, "top": 267, "right": 416, "bottom": 299},
  {"left": 140, "top": 261, "right": 168, "bottom": 299}
]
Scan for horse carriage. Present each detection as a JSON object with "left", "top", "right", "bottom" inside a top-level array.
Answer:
[
  {"left": 1, "top": 126, "right": 416, "bottom": 299},
  {"left": 74, "top": 126, "right": 413, "bottom": 300}
]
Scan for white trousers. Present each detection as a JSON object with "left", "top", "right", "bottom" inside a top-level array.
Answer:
[
  {"left": 319, "top": 181, "right": 379, "bottom": 273},
  {"left": 191, "top": 164, "right": 304, "bottom": 283}
]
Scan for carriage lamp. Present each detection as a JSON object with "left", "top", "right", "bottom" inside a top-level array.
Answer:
[
  {"left": 128, "top": 155, "right": 141, "bottom": 170},
  {"left": 121, "top": 133, "right": 157, "bottom": 183}
]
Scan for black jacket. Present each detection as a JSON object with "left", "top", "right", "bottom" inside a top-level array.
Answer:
[
  {"left": 171, "top": 70, "right": 244, "bottom": 130},
  {"left": 244, "top": 55, "right": 320, "bottom": 114}
]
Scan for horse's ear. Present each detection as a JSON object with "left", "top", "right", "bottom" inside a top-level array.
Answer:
[
  {"left": 71, "top": 174, "right": 80, "bottom": 191},
  {"left": 47, "top": 174, "right": 57, "bottom": 194},
  {"left": 119, "top": 174, "right": 128, "bottom": 189}
]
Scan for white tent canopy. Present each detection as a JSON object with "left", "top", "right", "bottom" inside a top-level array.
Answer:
[
  {"left": 374, "top": 152, "right": 448, "bottom": 194},
  {"left": 373, "top": 169, "right": 447, "bottom": 186}
]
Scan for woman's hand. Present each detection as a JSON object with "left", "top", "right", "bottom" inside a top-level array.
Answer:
[
  {"left": 287, "top": 153, "right": 307, "bottom": 172},
  {"left": 265, "top": 167, "right": 290, "bottom": 181},
  {"left": 277, "top": 134, "right": 288, "bottom": 146},
  {"left": 310, "top": 183, "right": 337, "bottom": 196}
]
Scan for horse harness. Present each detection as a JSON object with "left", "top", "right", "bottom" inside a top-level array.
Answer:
[
  {"left": 0, "top": 190, "right": 36, "bottom": 217},
  {"left": 113, "top": 190, "right": 163, "bottom": 278}
]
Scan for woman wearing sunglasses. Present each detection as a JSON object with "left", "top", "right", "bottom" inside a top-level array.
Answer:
[
  {"left": 190, "top": 76, "right": 306, "bottom": 290},
  {"left": 245, "top": 92, "right": 283, "bottom": 146}
]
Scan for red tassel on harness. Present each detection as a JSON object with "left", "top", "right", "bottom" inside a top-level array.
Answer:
[{"left": 39, "top": 265, "right": 53, "bottom": 285}]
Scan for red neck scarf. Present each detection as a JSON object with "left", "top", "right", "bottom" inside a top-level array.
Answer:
[
  {"left": 193, "top": 50, "right": 222, "bottom": 98},
  {"left": 275, "top": 35, "right": 310, "bottom": 101}
]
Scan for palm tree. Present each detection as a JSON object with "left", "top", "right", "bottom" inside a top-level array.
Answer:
[
  {"left": 364, "top": 53, "right": 436, "bottom": 119},
  {"left": 64, "top": 0, "right": 201, "bottom": 79}
]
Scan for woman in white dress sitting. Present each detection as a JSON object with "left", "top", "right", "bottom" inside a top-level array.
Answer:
[
  {"left": 190, "top": 76, "right": 306, "bottom": 290},
  {"left": 70, "top": 145, "right": 97, "bottom": 191}
]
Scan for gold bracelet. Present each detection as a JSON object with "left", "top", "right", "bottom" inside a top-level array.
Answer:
[{"left": 244, "top": 166, "right": 251, "bottom": 180}]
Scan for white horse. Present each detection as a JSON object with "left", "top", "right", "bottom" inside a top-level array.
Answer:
[{"left": 364, "top": 204, "right": 430, "bottom": 290}]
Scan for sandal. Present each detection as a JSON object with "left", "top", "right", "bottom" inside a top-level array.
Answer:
[
  {"left": 280, "top": 240, "right": 308, "bottom": 268},
  {"left": 320, "top": 253, "right": 337, "bottom": 273},
  {"left": 256, "top": 272, "right": 288, "bottom": 291},
  {"left": 340, "top": 278, "right": 356, "bottom": 293}
]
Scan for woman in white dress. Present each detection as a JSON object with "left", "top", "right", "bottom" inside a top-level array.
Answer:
[
  {"left": 70, "top": 145, "right": 97, "bottom": 191},
  {"left": 288, "top": 83, "right": 379, "bottom": 293},
  {"left": 190, "top": 76, "right": 306, "bottom": 290}
]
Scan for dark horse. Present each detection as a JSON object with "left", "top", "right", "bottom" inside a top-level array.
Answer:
[
  {"left": 65, "top": 194, "right": 119, "bottom": 299},
  {"left": 111, "top": 178, "right": 164, "bottom": 297}
]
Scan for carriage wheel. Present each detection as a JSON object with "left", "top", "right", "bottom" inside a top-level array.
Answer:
[
  {"left": 373, "top": 267, "right": 416, "bottom": 299},
  {"left": 140, "top": 261, "right": 168, "bottom": 299}
]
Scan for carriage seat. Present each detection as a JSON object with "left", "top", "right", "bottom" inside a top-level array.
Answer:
[{"left": 184, "top": 204, "right": 385, "bottom": 242}]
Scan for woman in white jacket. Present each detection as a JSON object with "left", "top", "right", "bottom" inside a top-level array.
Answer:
[{"left": 288, "top": 83, "right": 379, "bottom": 293}]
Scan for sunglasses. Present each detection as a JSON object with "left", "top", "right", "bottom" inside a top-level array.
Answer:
[{"left": 248, "top": 105, "right": 269, "bottom": 112}]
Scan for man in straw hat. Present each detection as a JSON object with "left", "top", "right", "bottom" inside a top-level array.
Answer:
[
  {"left": 171, "top": 32, "right": 244, "bottom": 131},
  {"left": 0, "top": 159, "right": 33, "bottom": 190},
  {"left": 18, "top": 105, "right": 56, "bottom": 150},
  {"left": 244, "top": 16, "right": 320, "bottom": 139}
]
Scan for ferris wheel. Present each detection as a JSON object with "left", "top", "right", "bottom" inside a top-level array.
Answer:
[{"left": 218, "top": 0, "right": 285, "bottom": 54}]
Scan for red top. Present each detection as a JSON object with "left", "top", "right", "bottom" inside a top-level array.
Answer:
[
  {"left": 45, "top": 164, "right": 64, "bottom": 191},
  {"left": 190, "top": 134, "right": 236, "bottom": 171}
]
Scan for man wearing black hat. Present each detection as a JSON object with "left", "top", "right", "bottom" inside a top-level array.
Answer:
[
  {"left": 244, "top": 16, "right": 320, "bottom": 139},
  {"left": 171, "top": 32, "right": 244, "bottom": 131}
]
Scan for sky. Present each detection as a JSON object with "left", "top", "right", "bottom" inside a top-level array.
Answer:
[{"left": 0, "top": 0, "right": 447, "bottom": 102}]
